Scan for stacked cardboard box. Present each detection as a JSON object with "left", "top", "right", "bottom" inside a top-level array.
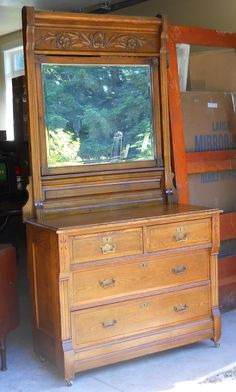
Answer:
[
  {"left": 188, "top": 49, "right": 236, "bottom": 92},
  {"left": 181, "top": 91, "right": 236, "bottom": 212}
]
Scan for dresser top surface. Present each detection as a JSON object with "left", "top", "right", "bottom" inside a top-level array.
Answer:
[{"left": 26, "top": 203, "right": 220, "bottom": 231}]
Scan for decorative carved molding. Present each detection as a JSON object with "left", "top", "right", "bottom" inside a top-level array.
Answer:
[
  {"left": 59, "top": 235, "right": 69, "bottom": 274},
  {"left": 36, "top": 31, "right": 146, "bottom": 50},
  {"left": 59, "top": 280, "right": 71, "bottom": 340}
]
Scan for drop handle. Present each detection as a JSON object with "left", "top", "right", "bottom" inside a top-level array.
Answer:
[
  {"left": 172, "top": 265, "right": 187, "bottom": 275},
  {"left": 173, "top": 226, "right": 189, "bottom": 242},
  {"left": 102, "top": 319, "right": 117, "bottom": 328},
  {"left": 100, "top": 237, "right": 116, "bottom": 254},
  {"left": 99, "top": 278, "right": 116, "bottom": 288},
  {"left": 174, "top": 304, "right": 188, "bottom": 313}
]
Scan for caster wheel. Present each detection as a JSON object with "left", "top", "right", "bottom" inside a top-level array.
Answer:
[
  {"left": 210, "top": 338, "right": 221, "bottom": 348},
  {"left": 65, "top": 379, "right": 73, "bottom": 387}
]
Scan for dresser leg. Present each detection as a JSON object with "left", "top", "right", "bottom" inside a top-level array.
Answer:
[
  {"left": 64, "top": 350, "right": 75, "bottom": 385},
  {"left": 212, "top": 306, "right": 221, "bottom": 345},
  {"left": 65, "top": 379, "right": 73, "bottom": 387},
  {"left": 0, "top": 336, "right": 7, "bottom": 371},
  {"left": 214, "top": 341, "right": 221, "bottom": 348},
  {"left": 211, "top": 338, "right": 221, "bottom": 348}
]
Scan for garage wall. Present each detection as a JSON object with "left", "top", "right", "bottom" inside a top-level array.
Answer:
[{"left": 112, "top": 0, "right": 236, "bottom": 32}]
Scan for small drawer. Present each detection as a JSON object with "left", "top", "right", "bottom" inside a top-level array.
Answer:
[
  {"left": 71, "top": 285, "right": 210, "bottom": 348},
  {"left": 146, "top": 219, "right": 211, "bottom": 252},
  {"left": 69, "top": 228, "right": 143, "bottom": 264},
  {"left": 71, "top": 250, "right": 209, "bottom": 307}
]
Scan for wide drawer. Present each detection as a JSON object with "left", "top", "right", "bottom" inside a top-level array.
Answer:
[
  {"left": 146, "top": 218, "right": 212, "bottom": 252},
  {"left": 70, "top": 228, "right": 143, "bottom": 264},
  {"left": 71, "top": 250, "right": 209, "bottom": 307},
  {"left": 71, "top": 285, "right": 210, "bottom": 348}
]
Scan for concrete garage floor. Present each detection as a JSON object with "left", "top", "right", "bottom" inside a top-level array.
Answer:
[{"left": 1, "top": 278, "right": 236, "bottom": 392}]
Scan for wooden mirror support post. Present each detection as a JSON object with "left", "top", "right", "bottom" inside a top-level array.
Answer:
[{"left": 22, "top": 7, "right": 221, "bottom": 385}]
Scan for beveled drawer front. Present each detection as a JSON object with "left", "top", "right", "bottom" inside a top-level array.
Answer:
[
  {"left": 71, "top": 250, "right": 209, "bottom": 306},
  {"left": 71, "top": 286, "right": 210, "bottom": 348},
  {"left": 70, "top": 228, "right": 143, "bottom": 264},
  {"left": 147, "top": 219, "right": 211, "bottom": 252}
]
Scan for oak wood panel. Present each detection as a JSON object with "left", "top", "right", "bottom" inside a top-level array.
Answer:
[
  {"left": 70, "top": 228, "right": 143, "bottom": 264},
  {"left": 168, "top": 38, "right": 189, "bottom": 203},
  {"left": 71, "top": 250, "right": 209, "bottom": 308},
  {"left": 73, "top": 327, "right": 213, "bottom": 372},
  {"left": 44, "top": 178, "right": 161, "bottom": 200},
  {"left": 40, "top": 168, "right": 165, "bottom": 211},
  {"left": 71, "top": 285, "right": 210, "bottom": 349},
  {"left": 59, "top": 280, "right": 71, "bottom": 341},
  {"left": 28, "top": 203, "right": 219, "bottom": 231},
  {"left": 160, "top": 17, "right": 175, "bottom": 198},
  {"left": 33, "top": 11, "right": 162, "bottom": 56},
  {"left": 146, "top": 219, "right": 212, "bottom": 252},
  {"left": 22, "top": 7, "right": 43, "bottom": 211},
  {"left": 28, "top": 227, "right": 61, "bottom": 338},
  {"left": 74, "top": 318, "right": 213, "bottom": 362}
]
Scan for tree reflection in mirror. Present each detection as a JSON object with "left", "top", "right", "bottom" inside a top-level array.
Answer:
[{"left": 41, "top": 64, "right": 154, "bottom": 167}]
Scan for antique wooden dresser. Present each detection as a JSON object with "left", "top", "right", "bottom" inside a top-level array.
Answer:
[{"left": 22, "top": 7, "right": 221, "bottom": 385}]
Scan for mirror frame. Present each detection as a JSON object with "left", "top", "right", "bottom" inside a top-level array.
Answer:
[
  {"left": 22, "top": 7, "right": 172, "bottom": 217},
  {"left": 36, "top": 55, "right": 162, "bottom": 175}
]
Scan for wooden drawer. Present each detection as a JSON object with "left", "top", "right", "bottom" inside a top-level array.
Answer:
[
  {"left": 70, "top": 228, "right": 143, "bottom": 264},
  {"left": 71, "top": 285, "right": 210, "bottom": 348},
  {"left": 71, "top": 250, "right": 209, "bottom": 307},
  {"left": 146, "top": 219, "right": 212, "bottom": 252}
]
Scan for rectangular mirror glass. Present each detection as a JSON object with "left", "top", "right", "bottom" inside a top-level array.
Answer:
[{"left": 41, "top": 64, "right": 155, "bottom": 167}]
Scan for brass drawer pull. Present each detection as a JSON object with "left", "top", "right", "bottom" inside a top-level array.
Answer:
[
  {"left": 172, "top": 265, "right": 187, "bottom": 275},
  {"left": 99, "top": 278, "right": 116, "bottom": 288},
  {"left": 101, "top": 237, "right": 117, "bottom": 254},
  {"left": 173, "top": 226, "right": 188, "bottom": 242},
  {"left": 174, "top": 304, "right": 188, "bottom": 313},
  {"left": 102, "top": 319, "right": 117, "bottom": 328}
]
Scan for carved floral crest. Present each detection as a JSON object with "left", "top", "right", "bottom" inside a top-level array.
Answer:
[{"left": 36, "top": 31, "right": 146, "bottom": 50}]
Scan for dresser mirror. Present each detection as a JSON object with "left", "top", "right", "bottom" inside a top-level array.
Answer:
[
  {"left": 41, "top": 61, "right": 155, "bottom": 168},
  {"left": 22, "top": 7, "right": 170, "bottom": 216}
]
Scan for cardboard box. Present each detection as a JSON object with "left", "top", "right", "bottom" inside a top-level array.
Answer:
[
  {"left": 181, "top": 91, "right": 236, "bottom": 212},
  {"left": 188, "top": 49, "right": 236, "bottom": 92},
  {"left": 181, "top": 91, "right": 236, "bottom": 153},
  {"left": 188, "top": 171, "right": 236, "bottom": 212}
]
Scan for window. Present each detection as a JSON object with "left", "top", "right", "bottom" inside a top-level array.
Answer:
[{"left": 4, "top": 46, "right": 24, "bottom": 140}]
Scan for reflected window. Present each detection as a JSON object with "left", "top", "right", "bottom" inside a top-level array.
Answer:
[
  {"left": 4, "top": 46, "right": 24, "bottom": 140},
  {"left": 41, "top": 64, "right": 154, "bottom": 167}
]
